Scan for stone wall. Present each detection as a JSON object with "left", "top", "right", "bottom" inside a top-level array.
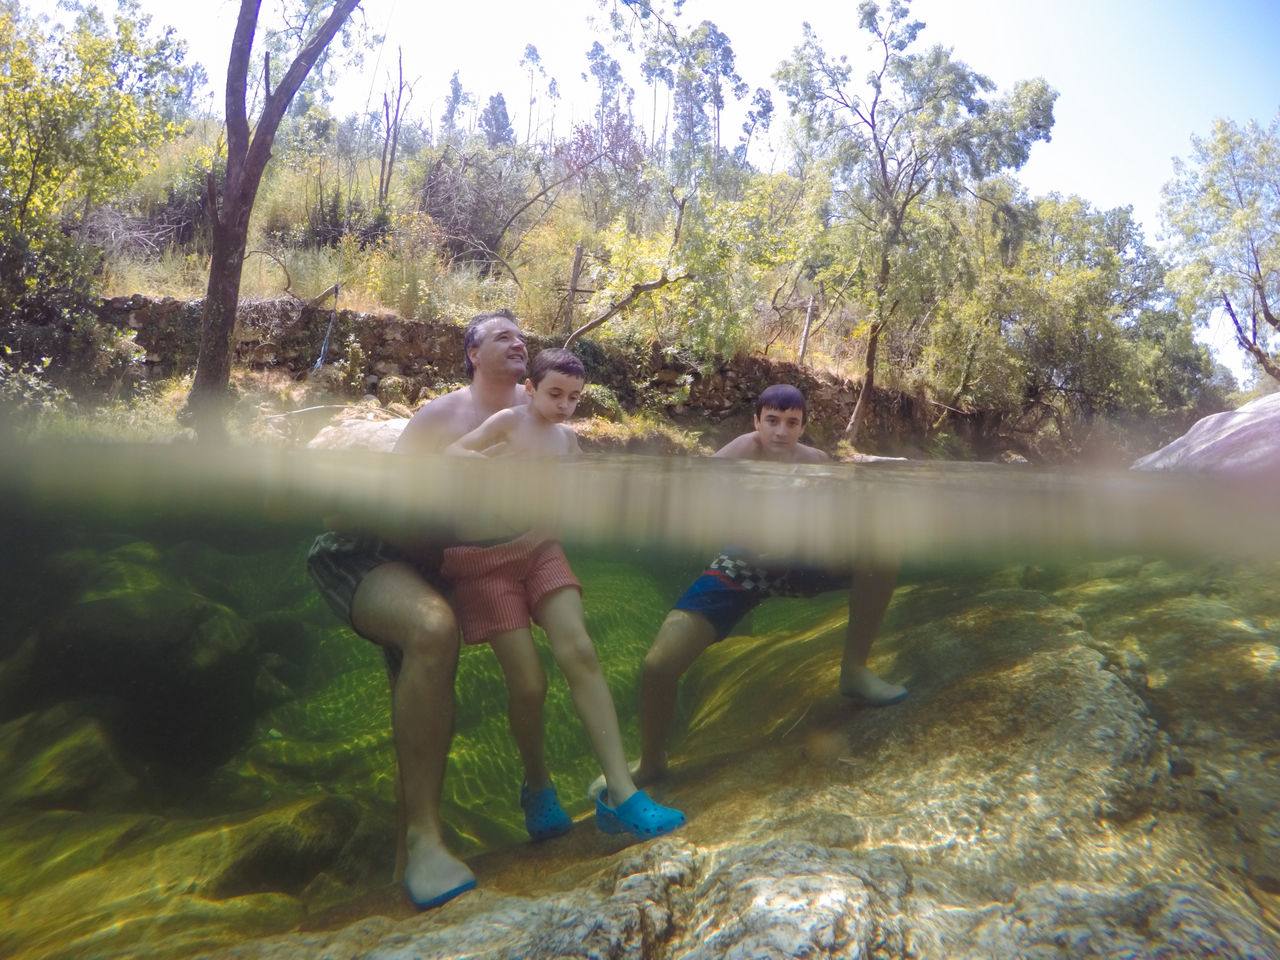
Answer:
[{"left": 97, "top": 295, "right": 933, "bottom": 453}]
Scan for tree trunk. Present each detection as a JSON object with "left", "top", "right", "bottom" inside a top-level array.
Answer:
[
  {"left": 844, "top": 319, "right": 882, "bottom": 443},
  {"left": 188, "top": 219, "right": 250, "bottom": 439},
  {"left": 183, "top": 0, "right": 362, "bottom": 441},
  {"left": 797, "top": 293, "right": 815, "bottom": 365},
  {"left": 844, "top": 252, "right": 893, "bottom": 444},
  {"left": 561, "top": 241, "right": 584, "bottom": 337}
]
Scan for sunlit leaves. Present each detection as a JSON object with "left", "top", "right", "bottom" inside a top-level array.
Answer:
[
  {"left": 1163, "top": 114, "right": 1280, "bottom": 381},
  {"left": 0, "top": 0, "right": 193, "bottom": 231}
]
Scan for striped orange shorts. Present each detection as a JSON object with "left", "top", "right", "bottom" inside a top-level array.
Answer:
[{"left": 441, "top": 532, "right": 582, "bottom": 644}]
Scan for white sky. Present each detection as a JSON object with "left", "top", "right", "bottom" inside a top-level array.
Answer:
[{"left": 24, "top": 0, "right": 1280, "bottom": 380}]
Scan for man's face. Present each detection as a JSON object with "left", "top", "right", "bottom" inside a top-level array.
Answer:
[
  {"left": 468, "top": 317, "right": 528, "bottom": 380},
  {"left": 526, "top": 371, "right": 584, "bottom": 423},
  {"left": 753, "top": 405, "right": 805, "bottom": 456}
]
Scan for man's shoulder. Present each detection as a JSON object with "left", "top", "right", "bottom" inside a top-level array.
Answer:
[
  {"left": 419, "top": 386, "right": 472, "bottom": 414},
  {"left": 395, "top": 387, "right": 471, "bottom": 452}
]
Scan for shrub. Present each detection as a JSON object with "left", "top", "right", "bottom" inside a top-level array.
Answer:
[{"left": 0, "top": 206, "right": 142, "bottom": 399}]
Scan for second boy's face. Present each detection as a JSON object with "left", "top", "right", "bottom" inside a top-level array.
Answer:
[
  {"left": 753, "top": 405, "right": 805, "bottom": 455},
  {"left": 526, "top": 371, "right": 584, "bottom": 423}
]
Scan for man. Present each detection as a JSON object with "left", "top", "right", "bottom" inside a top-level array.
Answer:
[
  {"left": 307, "top": 309, "right": 529, "bottom": 909},
  {"left": 602, "top": 384, "right": 909, "bottom": 795}
]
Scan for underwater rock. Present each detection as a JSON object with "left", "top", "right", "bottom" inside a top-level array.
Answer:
[
  {"left": 928, "top": 879, "right": 1280, "bottom": 958},
  {"left": 6, "top": 552, "right": 1279, "bottom": 960},
  {"left": 24, "top": 541, "right": 262, "bottom": 770},
  {"left": 0, "top": 705, "right": 139, "bottom": 811},
  {"left": 203, "top": 794, "right": 363, "bottom": 900},
  {"left": 1133, "top": 391, "right": 1280, "bottom": 474}
]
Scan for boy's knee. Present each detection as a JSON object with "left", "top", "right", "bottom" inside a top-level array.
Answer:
[
  {"left": 556, "top": 632, "right": 601, "bottom": 679},
  {"left": 506, "top": 668, "right": 548, "bottom": 708},
  {"left": 643, "top": 642, "right": 683, "bottom": 683}
]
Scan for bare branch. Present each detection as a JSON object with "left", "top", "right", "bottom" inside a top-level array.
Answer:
[{"left": 564, "top": 272, "right": 693, "bottom": 349}]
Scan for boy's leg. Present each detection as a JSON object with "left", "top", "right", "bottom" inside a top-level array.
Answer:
[
  {"left": 534, "top": 586, "right": 638, "bottom": 806},
  {"left": 487, "top": 628, "right": 552, "bottom": 791},
  {"left": 838, "top": 564, "right": 908, "bottom": 704},
  {"left": 637, "top": 608, "right": 719, "bottom": 784},
  {"left": 349, "top": 561, "right": 475, "bottom": 908}
]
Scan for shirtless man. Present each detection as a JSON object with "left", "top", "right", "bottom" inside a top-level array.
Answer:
[
  {"left": 592, "top": 384, "right": 908, "bottom": 796},
  {"left": 307, "top": 308, "right": 529, "bottom": 909}
]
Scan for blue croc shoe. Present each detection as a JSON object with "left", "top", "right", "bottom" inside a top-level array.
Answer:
[
  {"left": 596, "top": 789, "right": 686, "bottom": 839},
  {"left": 521, "top": 782, "right": 573, "bottom": 841},
  {"left": 407, "top": 876, "right": 476, "bottom": 910}
]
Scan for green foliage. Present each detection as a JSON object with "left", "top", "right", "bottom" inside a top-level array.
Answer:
[
  {"left": 0, "top": 0, "right": 194, "bottom": 231},
  {"left": 775, "top": 0, "right": 1057, "bottom": 439},
  {"left": 0, "top": 203, "right": 142, "bottom": 401},
  {"left": 1163, "top": 114, "right": 1280, "bottom": 383},
  {"left": 926, "top": 190, "right": 1229, "bottom": 458},
  {"left": 577, "top": 382, "right": 624, "bottom": 420},
  {"left": 0, "top": 351, "right": 68, "bottom": 437}
]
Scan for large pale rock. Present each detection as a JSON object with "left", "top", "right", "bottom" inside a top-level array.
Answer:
[
  {"left": 307, "top": 417, "right": 408, "bottom": 452},
  {"left": 1133, "top": 392, "right": 1280, "bottom": 473}
]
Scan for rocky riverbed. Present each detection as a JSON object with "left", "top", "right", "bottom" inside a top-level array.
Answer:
[{"left": 3, "top": 526, "right": 1277, "bottom": 958}]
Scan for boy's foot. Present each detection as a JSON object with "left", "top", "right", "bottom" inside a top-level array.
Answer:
[
  {"left": 596, "top": 789, "right": 685, "bottom": 839},
  {"left": 403, "top": 839, "right": 476, "bottom": 910},
  {"left": 521, "top": 781, "right": 573, "bottom": 841},
  {"left": 587, "top": 761, "right": 664, "bottom": 803},
  {"left": 839, "top": 665, "right": 908, "bottom": 705}
]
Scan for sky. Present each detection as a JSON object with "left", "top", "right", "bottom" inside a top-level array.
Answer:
[{"left": 23, "top": 0, "right": 1280, "bottom": 379}]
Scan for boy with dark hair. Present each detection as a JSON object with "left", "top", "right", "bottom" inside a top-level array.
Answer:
[
  {"left": 591, "top": 383, "right": 907, "bottom": 799},
  {"left": 712, "top": 383, "right": 825, "bottom": 463},
  {"left": 444, "top": 348, "right": 686, "bottom": 842}
]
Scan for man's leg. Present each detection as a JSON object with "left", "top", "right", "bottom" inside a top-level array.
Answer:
[
  {"left": 637, "top": 608, "right": 719, "bottom": 784},
  {"left": 838, "top": 564, "right": 908, "bottom": 705},
  {"left": 350, "top": 561, "right": 475, "bottom": 908}
]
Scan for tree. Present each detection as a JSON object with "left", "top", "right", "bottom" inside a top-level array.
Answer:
[
  {"left": 478, "top": 93, "right": 515, "bottom": 148},
  {"left": 0, "top": 0, "right": 193, "bottom": 232},
  {"left": 519, "top": 44, "right": 544, "bottom": 145},
  {"left": 637, "top": 17, "right": 749, "bottom": 185},
  {"left": 584, "top": 40, "right": 629, "bottom": 151},
  {"left": 928, "top": 189, "right": 1226, "bottom": 459},
  {"left": 437, "top": 70, "right": 470, "bottom": 145},
  {"left": 1163, "top": 114, "right": 1280, "bottom": 383},
  {"left": 776, "top": 0, "right": 1056, "bottom": 442},
  {"left": 0, "top": 0, "right": 194, "bottom": 403},
  {"left": 185, "top": 0, "right": 362, "bottom": 439},
  {"left": 378, "top": 47, "right": 413, "bottom": 206}
]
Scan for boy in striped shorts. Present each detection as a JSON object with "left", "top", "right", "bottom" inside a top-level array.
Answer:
[{"left": 442, "top": 348, "right": 686, "bottom": 842}]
